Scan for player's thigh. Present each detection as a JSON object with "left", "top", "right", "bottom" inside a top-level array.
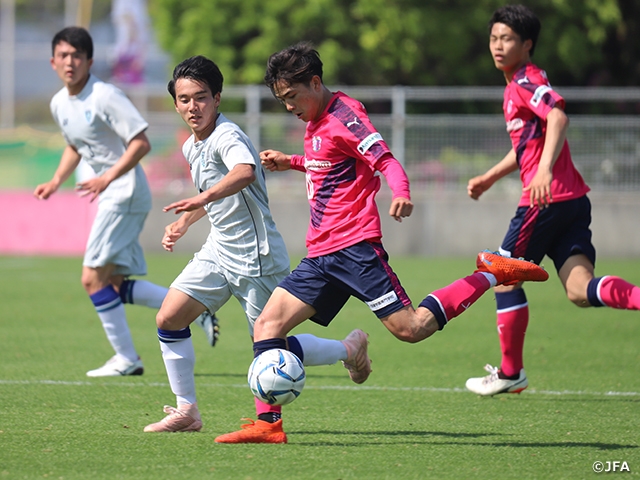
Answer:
[
  {"left": 277, "top": 257, "right": 350, "bottom": 327},
  {"left": 500, "top": 198, "right": 594, "bottom": 272},
  {"left": 157, "top": 287, "right": 207, "bottom": 330},
  {"left": 329, "top": 241, "right": 411, "bottom": 319},
  {"left": 254, "top": 287, "right": 317, "bottom": 340},
  {"left": 228, "top": 268, "right": 289, "bottom": 336},
  {"left": 84, "top": 209, "right": 148, "bottom": 276},
  {"left": 169, "top": 252, "right": 233, "bottom": 318}
]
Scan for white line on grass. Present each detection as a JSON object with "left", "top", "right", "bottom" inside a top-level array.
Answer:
[{"left": 0, "top": 379, "right": 638, "bottom": 397}]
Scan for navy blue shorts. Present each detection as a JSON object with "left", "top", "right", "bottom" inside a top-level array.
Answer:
[
  {"left": 500, "top": 195, "right": 596, "bottom": 272},
  {"left": 278, "top": 240, "right": 412, "bottom": 326}
]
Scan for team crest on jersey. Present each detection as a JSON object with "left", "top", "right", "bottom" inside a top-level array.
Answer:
[
  {"left": 84, "top": 110, "right": 92, "bottom": 123},
  {"left": 312, "top": 136, "right": 322, "bottom": 152}
]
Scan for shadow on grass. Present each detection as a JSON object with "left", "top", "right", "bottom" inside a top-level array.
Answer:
[{"left": 289, "top": 430, "right": 638, "bottom": 451}]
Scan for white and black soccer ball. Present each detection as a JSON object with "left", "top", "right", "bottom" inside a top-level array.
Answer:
[{"left": 248, "top": 349, "right": 306, "bottom": 406}]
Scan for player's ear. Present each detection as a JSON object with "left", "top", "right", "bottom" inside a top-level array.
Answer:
[
  {"left": 213, "top": 92, "right": 221, "bottom": 108},
  {"left": 311, "top": 75, "right": 322, "bottom": 92},
  {"left": 523, "top": 38, "right": 533, "bottom": 55}
]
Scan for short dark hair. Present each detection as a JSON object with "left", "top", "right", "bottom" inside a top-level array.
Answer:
[
  {"left": 168, "top": 56, "right": 224, "bottom": 101},
  {"left": 489, "top": 4, "right": 541, "bottom": 57},
  {"left": 52, "top": 26, "right": 93, "bottom": 60},
  {"left": 264, "top": 42, "right": 323, "bottom": 95}
]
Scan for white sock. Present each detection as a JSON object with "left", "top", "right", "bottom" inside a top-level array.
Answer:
[
  {"left": 294, "top": 334, "right": 348, "bottom": 366},
  {"left": 160, "top": 338, "right": 197, "bottom": 405},
  {"left": 127, "top": 280, "right": 168, "bottom": 308},
  {"left": 97, "top": 303, "right": 138, "bottom": 362}
]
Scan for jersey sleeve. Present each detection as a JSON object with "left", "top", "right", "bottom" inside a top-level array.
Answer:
[
  {"left": 375, "top": 153, "right": 411, "bottom": 200},
  {"left": 98, "top": 86, "right": 149, "bottom": 144},
  {"left": 289, "top": 154, "right": 307, "bottom": 172},
  {"left": 216, "top": 130, "right": 257, "bottom": 171},
  {"left": 514, "top": 80, "right": 565, "bottom": 120},
  {"left": 331, "top": 98, "right": 392, "bottom": 168}
]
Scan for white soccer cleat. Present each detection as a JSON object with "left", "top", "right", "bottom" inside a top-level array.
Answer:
[
  {"left": 465, "top": 364, "right": 528, "bottom": 396},
  {"left": 86, "top": 355, "right": 144, "bottom": 377},
  {"left": 194, "top": 311, "right": 220, "bottom": 347},
  {"left": 341, "top": 329, "right": 372, "bottom": 384},
  {"left": 144, "top": 404, "right": 203, "bottom": 433}
]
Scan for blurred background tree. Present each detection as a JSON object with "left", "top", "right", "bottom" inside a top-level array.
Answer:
[{"left": 150, "top": 0, "right": 636, "bottom": 87}]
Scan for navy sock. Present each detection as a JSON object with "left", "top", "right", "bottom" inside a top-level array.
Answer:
[
  {"left": 157, "top": 327, "right": 192, "bottom": 343},
  {"left": 286, "top": 335, "right": 304, "bottom": 363},
  {"left": 495, "top": 289, "right": 527, "bottom": 310},
  {"left": 119, "top": 279, "right": 135, "bottom": 304},
  {"left": 253, "top": 338, "right": 287, "bottom": 357},
  {"left": 587, "top": 277, "right": 605, "bottom": 307},
  {"left": 419, "top": 295, "right": 447, "bottom": 330}
]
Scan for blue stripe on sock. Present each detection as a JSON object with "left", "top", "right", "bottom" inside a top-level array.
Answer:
[
  {"left": 287, "top": 336, "right": 304, "bottom": 363},
  {"left": 496, "top": 289, "right": 528, "bottom": 310},
  {"left": 90, "top": 286, "right": 122, "bottom": 312},
  {"left": 253, "top": 338, "right": 287, "bottom": 358},
  {"left": 119, "top": 280, "right": 135, "bottom": 304},
  {"left": 157, "top": 327, "right": 192, "bottom": 343},
  {"left": 419, "top": 295, "right": 447, "bottom": 330},
  {"left": 587, "top": 277, "right": 605, "bottom": 307}
]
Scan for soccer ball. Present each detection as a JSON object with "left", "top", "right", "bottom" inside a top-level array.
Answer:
[{"left": 248, "top": 349, "right": 306, "bottom": 406}]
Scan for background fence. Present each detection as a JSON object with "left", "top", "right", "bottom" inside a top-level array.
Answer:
[{"left": 2, "top": 85, "right": 640, "bottom": 257}]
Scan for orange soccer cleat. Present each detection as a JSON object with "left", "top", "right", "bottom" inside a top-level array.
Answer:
[
  {"left": 475, "top": 250, "right": 548, "bottom": 286},
  {"left": 215, "top": 418, "right": 287, "bottom": 444}
]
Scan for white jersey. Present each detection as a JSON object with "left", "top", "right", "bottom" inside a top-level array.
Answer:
[
  {"left": 182, "top": 113, "right": 289, "bottom": 277},
  {"left": 50, "top": 74, "right": 151, "bottom": 213}
]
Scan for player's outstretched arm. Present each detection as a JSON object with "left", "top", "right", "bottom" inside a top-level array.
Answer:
[
  {"left": 161, "top": 208, "right": 207, "bottom": 252},
  {"left": 163, "top": 163, "right": 256, "bottom": 215},
  {"left": 523, "top": 107, "right": 569, "bottom": 208},
  {"left": 76, "top": 131, "right": 151, "bottom": 202},
  {"left": 467, "top": 148, "right": 518, "bottom": 200},
  {"left": 375, "top": 154, "right": 413, "bottom": 222},
  {"left": 260, "top": 149, "right": 292, "bottom": 172},
  {"left": 34, "top": 145, "right": 81, "bottom": 200}
]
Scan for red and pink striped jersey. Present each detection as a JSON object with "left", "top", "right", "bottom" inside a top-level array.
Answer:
[
  {"left": 290, "top": 91, "right": 411, "bottom": 257},
  {"left": 504, "top": 62, "right": 590, "bottom": 207}
]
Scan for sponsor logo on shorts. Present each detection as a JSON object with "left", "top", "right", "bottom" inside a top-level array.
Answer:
[
  {"left": 530, "top": 85, "right": 552, "bottom": 107},
  {"left": 357, "top": 132, "right": 383, "bottom": 155},
  {"left": 366, "top": 291, "right": 398, "bottom": 311}
]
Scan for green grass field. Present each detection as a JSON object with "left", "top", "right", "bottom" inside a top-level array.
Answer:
[{"left": 1, "top": 254, "right": 638, "bottom": 479}]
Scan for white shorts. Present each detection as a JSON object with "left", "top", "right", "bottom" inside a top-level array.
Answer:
[
  {"left": 83, "top": 209, "right": 148, "bottom": 276},
  {"left": 171, "top": 251, "right": 289, "bottom": 336}
]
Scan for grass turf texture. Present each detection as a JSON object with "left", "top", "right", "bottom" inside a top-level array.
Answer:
[{"left": 1, "top": 254, "right": 638, "bottom": 479}]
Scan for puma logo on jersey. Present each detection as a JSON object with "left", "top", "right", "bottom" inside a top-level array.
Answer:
[{"left": 346, "top": 117, "right": 360, "bottom": 128}]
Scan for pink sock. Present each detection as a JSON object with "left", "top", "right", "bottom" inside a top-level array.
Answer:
[
  {"left": 599, "top": 276, "right": 640, "bottom": 310},
  {"left": 254, "top": 397, "right": 281, "bottom": 417},
  {"left": 429, "top": 273, "right": 491, "bottom": 321},
  {"left": 498, "top": 306, "right": 529, "bottom": 377}
]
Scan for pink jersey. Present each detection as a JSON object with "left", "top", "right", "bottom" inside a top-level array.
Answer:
[
  {"left": 291, "top": 91, "right": 411, "bottom": 257},
  {"left": 504, "top": 63, "right": 590, "bottom": 206}
]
